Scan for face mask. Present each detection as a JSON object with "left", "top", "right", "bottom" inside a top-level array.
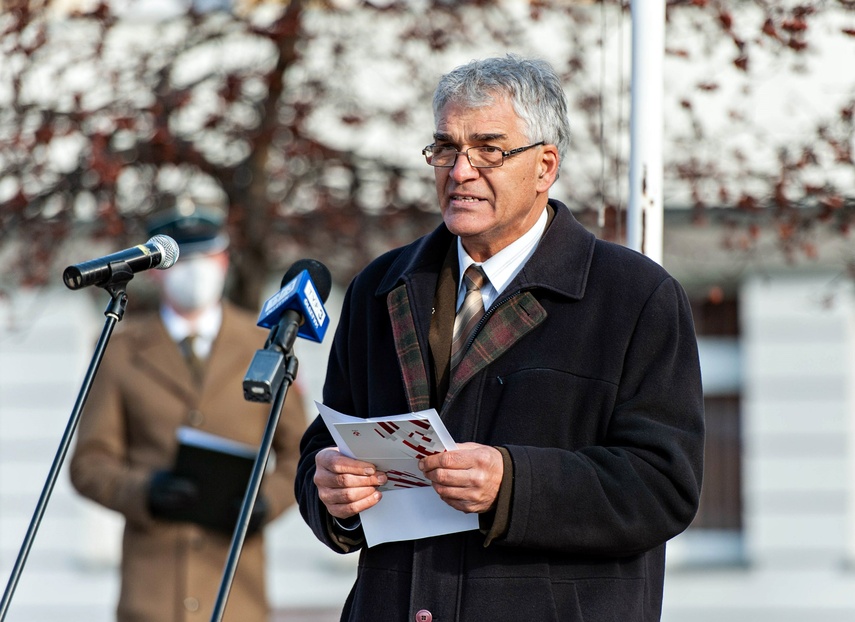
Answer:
[{"left": 162, "top": 255, "right": 226, "bottom": 312}]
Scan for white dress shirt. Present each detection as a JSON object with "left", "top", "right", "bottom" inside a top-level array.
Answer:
[
  {"left": 160, "top": 302, "right": 223, "bottom": 360},
  {"left": 455, "top": 207, "right": 548, "bottom": 312}
]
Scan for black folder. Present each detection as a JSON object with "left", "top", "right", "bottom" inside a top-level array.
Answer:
[{"left": 169, "top": 427, "right": 258, "bottom": 531}]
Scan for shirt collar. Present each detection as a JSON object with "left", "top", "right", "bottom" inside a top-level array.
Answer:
[
  {"left": 456, "top": 207, "right": 548, "bottom": 308},
  {"left": 160, "top": 303, "right": 222, "bottom": 344}
]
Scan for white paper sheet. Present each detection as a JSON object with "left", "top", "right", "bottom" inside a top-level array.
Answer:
[{"left": 315, "top": 401, "right": 479, "bottom": 546}]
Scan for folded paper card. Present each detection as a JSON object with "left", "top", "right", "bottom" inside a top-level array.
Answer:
[{"left": 316, "top": 401, "right": 479, "bottom": 547}]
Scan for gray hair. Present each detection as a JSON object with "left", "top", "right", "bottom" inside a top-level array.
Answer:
[{"left": 432, "top": 54, "right": 572, "bottom": 166}]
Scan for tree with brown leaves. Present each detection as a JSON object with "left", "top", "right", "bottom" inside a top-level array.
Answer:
[{"left": 1, "top": 0, "right": 852, "bottom": 308}]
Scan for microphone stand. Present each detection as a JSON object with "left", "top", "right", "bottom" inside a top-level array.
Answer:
[
  {"left": 210, "top": 348, "right": 299, "bottom": 622},
  {"left": 0, "top": 274, "right": 132, "bottom": 622}
]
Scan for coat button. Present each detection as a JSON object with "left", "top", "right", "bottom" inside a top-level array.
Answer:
[
  {"left": 414, "top": 610, "right": 432, "bottom": 622},
  {"left": 183, "top": 597, "right": 199, "bottom": 612},
  {"left": 187, "top": 410, "right": 204, "bottom": 426},
  {"left": 191, "top": 533, "right": 205, "bottom": 550}
]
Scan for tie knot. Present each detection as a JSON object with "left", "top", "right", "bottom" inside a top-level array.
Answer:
[
  {"left": 181, "top": 334, "right": 197, "bottom": 355},
  {"left": 451, "top": 265, "right": 488, "bottom": 369},
  {"left": 180, "top": 334, "right": 205, "bottom": 384},
  {"left": 463, "top": 265, "right": 487, "bottom": 292}
]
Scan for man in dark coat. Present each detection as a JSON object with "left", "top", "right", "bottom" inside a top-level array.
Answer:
[{"left": 296, "top": 54, "right": 705, "bottom": 622}]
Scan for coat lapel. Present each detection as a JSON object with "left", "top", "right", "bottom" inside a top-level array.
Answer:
[
  {"left": 130, "top": 316, "right": 199, "bottom": 401},
  {"left": 442, "top": 292, "right": 547, "bottom": 412},
  {"left": 204, "top": 303, "right": 252, "bottom": 395},
  {"left": 388, "top": 283, "right": 549, "bottom": 416},
  {"left": 387, "top": 285, "right": 431, "bottom": 412}
]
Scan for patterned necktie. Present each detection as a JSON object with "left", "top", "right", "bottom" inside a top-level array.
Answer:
[
  {"left": 450, "top": 265, "right": 488, "bottom": 368},
  {"left": 180, "top": 334, "right": 205, "bottom": 384}
]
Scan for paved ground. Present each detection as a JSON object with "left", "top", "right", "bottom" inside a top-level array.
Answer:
[{"left": 273, "top": 607, "right": 341, "bottom": 621}]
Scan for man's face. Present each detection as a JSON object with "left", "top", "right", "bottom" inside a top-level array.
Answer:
[
  {"left": 154, "top": 249, "right": 229, "bottom": 314},
  {"left": 433, "top": 96, "right": 558, "bottom": 262}
]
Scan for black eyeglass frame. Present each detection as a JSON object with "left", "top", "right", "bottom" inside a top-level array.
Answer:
[{"left": 421, "top": 141, "right": 546, "bottom": 168}]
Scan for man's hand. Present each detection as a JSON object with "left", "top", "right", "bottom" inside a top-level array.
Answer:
[
  {"left": 419, "top": 442, "right": 503, "bottom": 514},
  {"left": 147, "top": 469, "right": 199, "bottom": 519},
  {"left": 314, "top": 447, "right": 387, "bottom": 520}
]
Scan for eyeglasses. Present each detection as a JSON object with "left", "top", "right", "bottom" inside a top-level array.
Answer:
[{"left": 421, "top": 141, "right": 545, "bottom": 168}]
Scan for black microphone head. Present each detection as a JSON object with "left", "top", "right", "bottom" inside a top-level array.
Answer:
[
  {"left": 148, "top": 235, "right": 180, "bottom": 269},
  {"left": 280, "top": 259, "right": 332, "bottom": 303}
]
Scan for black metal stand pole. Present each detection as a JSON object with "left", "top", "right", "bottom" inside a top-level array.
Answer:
[
  {"left": 209, "top": 353, "right": 298, "bottom": 622},
  {"left": 0, "top": 285, "right": 129, "bottom": 622}
]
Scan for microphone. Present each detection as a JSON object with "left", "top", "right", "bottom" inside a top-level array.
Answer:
[
  {"left": 62, "top": 235, "right": 180, "bottom": 290},
  {"left": 243, "top": 259, "right": 332, "bottom": 402},
  {"left": 257, "top": 258, "right": 332, "bottom": 342}
]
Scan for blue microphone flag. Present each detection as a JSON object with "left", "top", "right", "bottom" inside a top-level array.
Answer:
[{"left": 257, "top": 269, "right": 329, "bottom": 343}]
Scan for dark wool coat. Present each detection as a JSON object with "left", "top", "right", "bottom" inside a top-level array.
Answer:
[
  {"left": 71, "top": 301, "right": 307, "bottom": 622},
  {"left": 296, "top": 200, "right": 705, "bottom": 622}
]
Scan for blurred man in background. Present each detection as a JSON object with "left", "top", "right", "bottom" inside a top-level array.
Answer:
[{"left": 71, "top": 202, "right": 307, "bottom": 622}]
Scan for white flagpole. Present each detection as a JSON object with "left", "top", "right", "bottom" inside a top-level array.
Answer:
[{"left": 627, "top": 0, "right": 665, "bottom": 264}]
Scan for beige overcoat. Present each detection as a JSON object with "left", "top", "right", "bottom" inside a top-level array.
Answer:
[{"left": 70, "top": 301, "right": 307, "bottom": 622}]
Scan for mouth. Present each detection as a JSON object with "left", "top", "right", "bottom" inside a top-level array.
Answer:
[{"left": 448, "top": 193, "right": 485, "bottom": 204}]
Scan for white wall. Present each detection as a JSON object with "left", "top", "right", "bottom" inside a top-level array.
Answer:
[{"left": 741, "top": 271, "right": 855, "bottom": 568}]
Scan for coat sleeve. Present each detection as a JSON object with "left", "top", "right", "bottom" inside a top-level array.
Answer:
[
  {"left": 500, "top": 276, "right": 705, "bottom": 556},
  {"left": 69, "top": 343, "right": 154, "bottom": 528},
  {"left": 295, "top": 280, "right": 368, "bottom": 554},
  {"left": 260, "top": 379, "right": 308, "bottom": 521}
]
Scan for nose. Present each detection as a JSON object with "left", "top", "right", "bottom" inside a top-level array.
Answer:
[{"left": 449, "top": 152, "right": 479, "bottom": 183}]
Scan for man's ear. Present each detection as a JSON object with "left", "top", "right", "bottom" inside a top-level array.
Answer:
[{"left": 536, "top": 145, "right": 560, "bottom": 191}]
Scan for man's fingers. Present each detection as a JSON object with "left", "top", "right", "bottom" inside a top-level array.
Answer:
[
  {"left": 420, "top": 444, "right": 502, "bottom": 481},
  {"left": 315, "top": 448, "right": 386, "bottom": 486},
  {"left": 316, "top": 447, "right": 377, "bottom": 475},
  {"left": 420, "top": 448, "right": 469, "bottom": 474},
  {"left": 314, "top": 447, "right": 385, "bottom": 519},
  {"left": 418, "top": 443, "right": 503, "bottom": 514},
  {"left": 318, "top": 485, "right": 382, "bottom": 516},
  {"left": 315, "top": 469, "right": 387, "bottom": 490},
  {"left": 424, "top": 464, "right": 489, "bottom": 488},
  {"left": 318, "top": 485, "right": 377, "bottom": 505},
  {"left": 430, "top": 486, "right": 491, "bottom": 514}
]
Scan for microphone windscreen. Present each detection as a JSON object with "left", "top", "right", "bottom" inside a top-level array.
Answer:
[
  {"left": 148, "top": 235, "right": 180, "bottom": 269},
  {"left": 280, "top": 259, "right": 332, "bottom": 303}
]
